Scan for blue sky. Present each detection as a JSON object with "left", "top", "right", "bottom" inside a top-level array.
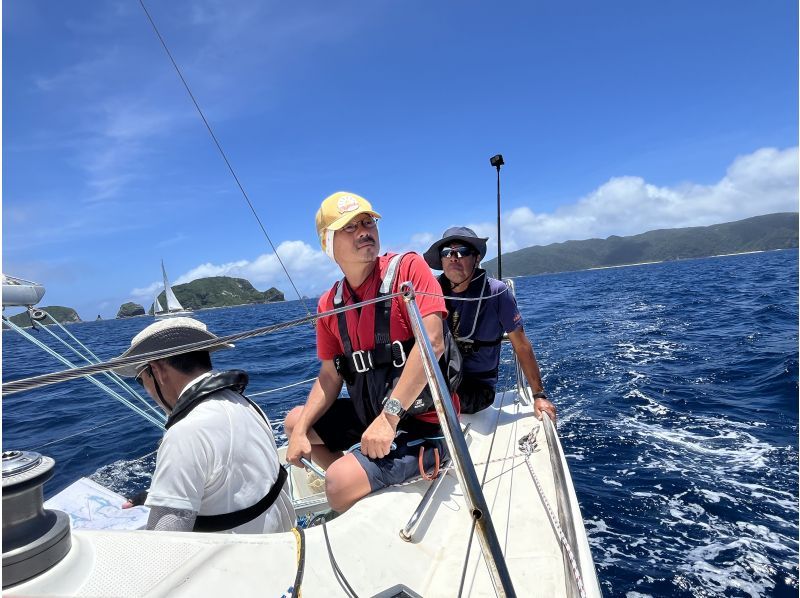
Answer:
[{"left": 4, "top": 0, "right": 798, "bottom": 320}]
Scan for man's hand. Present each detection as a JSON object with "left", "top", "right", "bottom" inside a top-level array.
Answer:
[
  {"left": 122, "top": 490, "right": 148, "bottom": 509},
  {"left": 534, "top": 397, "right": 557, "bottom": 422},
  {"left": 286, "top": 432, "right": 312, "bottom": 467},
  {"left": 360, "top": 413, "right": 398, "bottom": 459}
]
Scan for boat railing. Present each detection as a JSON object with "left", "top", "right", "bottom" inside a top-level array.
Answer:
[
  {"left": 401, "top": 281, "right": 517, "bottom": 598},
  {"left": 502, "top": 277, "right": 602, "bottom": 598}
]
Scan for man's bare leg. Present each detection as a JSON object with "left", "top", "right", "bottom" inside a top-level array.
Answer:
[{"left": 324, "top": 453, "right": 372, "bottom": 513}]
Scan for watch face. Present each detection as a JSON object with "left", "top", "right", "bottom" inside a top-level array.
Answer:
[{"left": 385, "top": 398, "right": 402, "bottom": 415}]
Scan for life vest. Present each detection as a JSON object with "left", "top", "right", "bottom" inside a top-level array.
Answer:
[
  {"left": 165, "top": 370, "right": 287, "bottom": 533},
  {"left": 332, "top": 253, "right": 462, "bottom": 424},
  {"left": 439, "top": 271, "right": 504, "bottom": 380},
  {"left": 438, "top": 270, "right": 503, "bottom": 355}
]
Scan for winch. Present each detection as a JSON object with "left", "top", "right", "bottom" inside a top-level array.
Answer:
[{"left": 2, "top": 450, "right": 71, "bottom": 588}]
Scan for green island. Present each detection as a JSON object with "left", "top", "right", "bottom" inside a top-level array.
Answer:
[
  {"left": 3, "top": 306, "right": 81, "bottom": 329},
  {"left": 482, "top": 212, "right": 798, "bottom": 277},
  {"left": 146, "top": 276, "right": 285, "bottom": 314}
]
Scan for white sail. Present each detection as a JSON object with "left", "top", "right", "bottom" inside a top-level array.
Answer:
[
  {"left": 154, "top": 295, "right": 165, "bottom": 314},
  {"left": 161, "top": 260, "right": 185, "bottom": 311}
]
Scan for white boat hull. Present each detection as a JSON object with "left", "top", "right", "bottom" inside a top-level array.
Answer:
[
  {"left": 6, "top": 390, "right": 600, "bottom": 597},
  {"left": 2, "top": 276, "right": 46, "bottom": 307}
]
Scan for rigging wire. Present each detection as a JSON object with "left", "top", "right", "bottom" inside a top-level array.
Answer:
[
  {"left": 2, "top": 316, "right": 166, "bottom": 429},
  {"left": 136, "top": 0, "right": 311, "bottom": 317},
  {"left": 2, "top": 292, "right": 404, "bottom": 396},
  {"left": 35, "top": 310, "right": 163, "bottom": 420}
]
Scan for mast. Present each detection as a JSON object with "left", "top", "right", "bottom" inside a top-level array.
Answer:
[{"left": 490, "top": 154, "right": 505, "bottom": 279}]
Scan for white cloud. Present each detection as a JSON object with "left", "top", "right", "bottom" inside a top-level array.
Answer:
[
  {"left": 168, "top": 240, "right": 341, "bottom": 298},
  {"left": 130, "top": 281, "right": 162, "bottom": 303},
  {"left": 412, "top": 146, "right": 799, "bottom": 259}
]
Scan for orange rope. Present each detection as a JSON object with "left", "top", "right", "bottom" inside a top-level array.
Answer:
[{"left": 418, "top": 446, "right": 440, "bottom": 480}]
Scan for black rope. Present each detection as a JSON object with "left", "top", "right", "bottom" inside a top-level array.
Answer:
[
  {"left": 136, "top": 0, "right": 311, "bottom": 317},
  {"left": 292, "top": 527, "right": 306, "bottom": 597},
  {"left": 322, "top": 522, "right": 359, "bottom": 598}
]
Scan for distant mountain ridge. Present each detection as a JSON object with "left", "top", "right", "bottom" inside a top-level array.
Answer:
[
  {"left": 482, "top": 212, "right": 798, "bottom": 277},
  {"left": 147, "top": 276, "right": 284, "bottom": 314}
]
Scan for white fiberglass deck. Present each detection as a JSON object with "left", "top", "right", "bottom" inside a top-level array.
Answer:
[{"left": 6, "top": 391, "right": 598, "bottom": 597}]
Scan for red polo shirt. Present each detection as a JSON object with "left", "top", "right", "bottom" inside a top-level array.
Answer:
[{"left": 317, "top": 252, "right": 459, "bottom": 423}]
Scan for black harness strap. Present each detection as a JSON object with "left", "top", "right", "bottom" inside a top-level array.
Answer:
[
  {"left": 193, "top": 466, "right": 288, "bottom": 533},
  {"left": 333, "top": 254, "right": 407, "bottom": 379}
]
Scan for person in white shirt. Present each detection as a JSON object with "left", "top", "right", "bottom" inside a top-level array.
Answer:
[{"left": 116, "top": 317, "right": 295, "bottom": 533}]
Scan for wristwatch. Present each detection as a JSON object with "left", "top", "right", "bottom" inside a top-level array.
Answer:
[
  {"left": 383, "top": 397, "right": 407, "bottom": 418},
  {"left": 532, "top": 391, "right": 548, "bottom": 400}
]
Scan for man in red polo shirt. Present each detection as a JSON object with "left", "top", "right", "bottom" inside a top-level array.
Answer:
[{"left": 285, "top": 191, "right": 459, "bottom": 512}]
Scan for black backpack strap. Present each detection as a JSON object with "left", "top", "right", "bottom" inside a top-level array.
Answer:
[{"left": 193, "top": 465, "right": 288, "bottom": 533}]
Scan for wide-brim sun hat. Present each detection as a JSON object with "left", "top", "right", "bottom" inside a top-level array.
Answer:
[
  {"left": 315, "top": 191, "right": 381, "bottom": 255},
  {"left": 113, "top": 317, "right": 233, "bottom": 377},
  {"left": 423, "top": 226, "right": 489, "bottom": 270}
]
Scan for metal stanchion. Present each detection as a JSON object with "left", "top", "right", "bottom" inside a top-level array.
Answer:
[{"left": 401, "top": 282, "right": 516, "bottom": 598}]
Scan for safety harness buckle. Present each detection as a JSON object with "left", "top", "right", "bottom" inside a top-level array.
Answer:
[
  {"left": 391, "top": 340, "right": 407, "bottom": 368},
  {"left": 352, "top": 350, "right": 373, "bottom": 373}
]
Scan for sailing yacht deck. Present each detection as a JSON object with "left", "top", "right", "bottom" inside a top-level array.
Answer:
[{"left": 6, "top": 391, "right": 598, "bottom": 597}]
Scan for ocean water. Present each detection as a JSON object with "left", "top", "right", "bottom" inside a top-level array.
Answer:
[{"left": 3, "top": 249, "right": 798, "bottom": 597}]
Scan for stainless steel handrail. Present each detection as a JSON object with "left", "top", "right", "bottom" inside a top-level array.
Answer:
[
  {"left": 503, "top": 278, "right": 531, "bottom": 406},
  {"left": 401, "top": 282, "right": 516, "bottom": 598},
  {"left": 399, "top": 423, "right": 472, "bottom": 542},
  {"left": 502, "top": 278, "right": 601, "bottom": 597}
]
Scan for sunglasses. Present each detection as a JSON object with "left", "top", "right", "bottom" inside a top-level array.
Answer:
[
  {"left": 135, "top": 365, "right": 151, "bottom": 387},
  {"left": 341, "top": 217, "right": 378, "bottom": 234},
  {"left": 440, "top": 245, "right": 476, "bottom": 259}
]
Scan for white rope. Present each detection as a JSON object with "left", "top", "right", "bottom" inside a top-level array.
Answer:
[
  {"left": 416, "top": 288, "right": 509, "bottom": 302},
  {"left": 249, "top": 377, "right": 317, "bottom": 397},
  {"left": 32, "top": 413, "right": 137, "bottom": 451}
]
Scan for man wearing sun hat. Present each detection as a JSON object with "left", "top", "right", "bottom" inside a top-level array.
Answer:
[
  {"left": 284, "top": 191, "right": 461, "bottom": 513},
  {"left": 424, "top": 226, "right": 556, "bottom": 420},
  {"left": 117, "top": 317, "right": 295, "bottom": 533}
]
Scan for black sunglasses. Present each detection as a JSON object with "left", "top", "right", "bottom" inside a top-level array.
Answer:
[
  {"left": 440, "top": 245, "right": 476, "bottom": 259},
  {"left": 135, "top": 365, "right": 151, "bottom": 387}
]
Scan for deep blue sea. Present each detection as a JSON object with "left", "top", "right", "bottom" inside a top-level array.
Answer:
[{"left": 3, "top": 249, "right": 798, "bottom": 597}]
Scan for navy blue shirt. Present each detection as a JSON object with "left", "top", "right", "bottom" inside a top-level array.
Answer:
[{"left": 440, "top": 270, "right": 523, "bottom": 388}]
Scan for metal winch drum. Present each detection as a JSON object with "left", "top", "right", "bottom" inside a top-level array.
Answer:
[{"left": 2, "top": 450, "right": 72, "bottom": 588}]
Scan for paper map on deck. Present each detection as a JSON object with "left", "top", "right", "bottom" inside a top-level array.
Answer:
[{"left": 44, "top": 477, "right": 150, "bottom": 531}]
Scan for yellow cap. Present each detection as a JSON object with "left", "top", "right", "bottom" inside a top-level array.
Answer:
[{"left": 315, "top": 191, "right": 381, "bottom": 250}]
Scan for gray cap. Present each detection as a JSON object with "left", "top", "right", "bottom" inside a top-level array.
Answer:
[
  {"left": 114, "top": 317, "right": 233, "bottom": 377},
  {"left": 423, "top": 226, "right": 489, "bottom": 270}
]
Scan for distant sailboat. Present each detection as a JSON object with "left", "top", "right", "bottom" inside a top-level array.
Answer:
[{"left": 154, "top": 260, "right": 192, "bottom": 319}]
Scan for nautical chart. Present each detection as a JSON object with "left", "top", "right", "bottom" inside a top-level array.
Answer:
[{"left": 44, "top": 477, "right": 149, "bottom": 530}]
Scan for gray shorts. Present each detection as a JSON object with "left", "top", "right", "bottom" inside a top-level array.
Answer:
[{"left": 313, "top": 399, "right": 448, "bottom": 492}]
